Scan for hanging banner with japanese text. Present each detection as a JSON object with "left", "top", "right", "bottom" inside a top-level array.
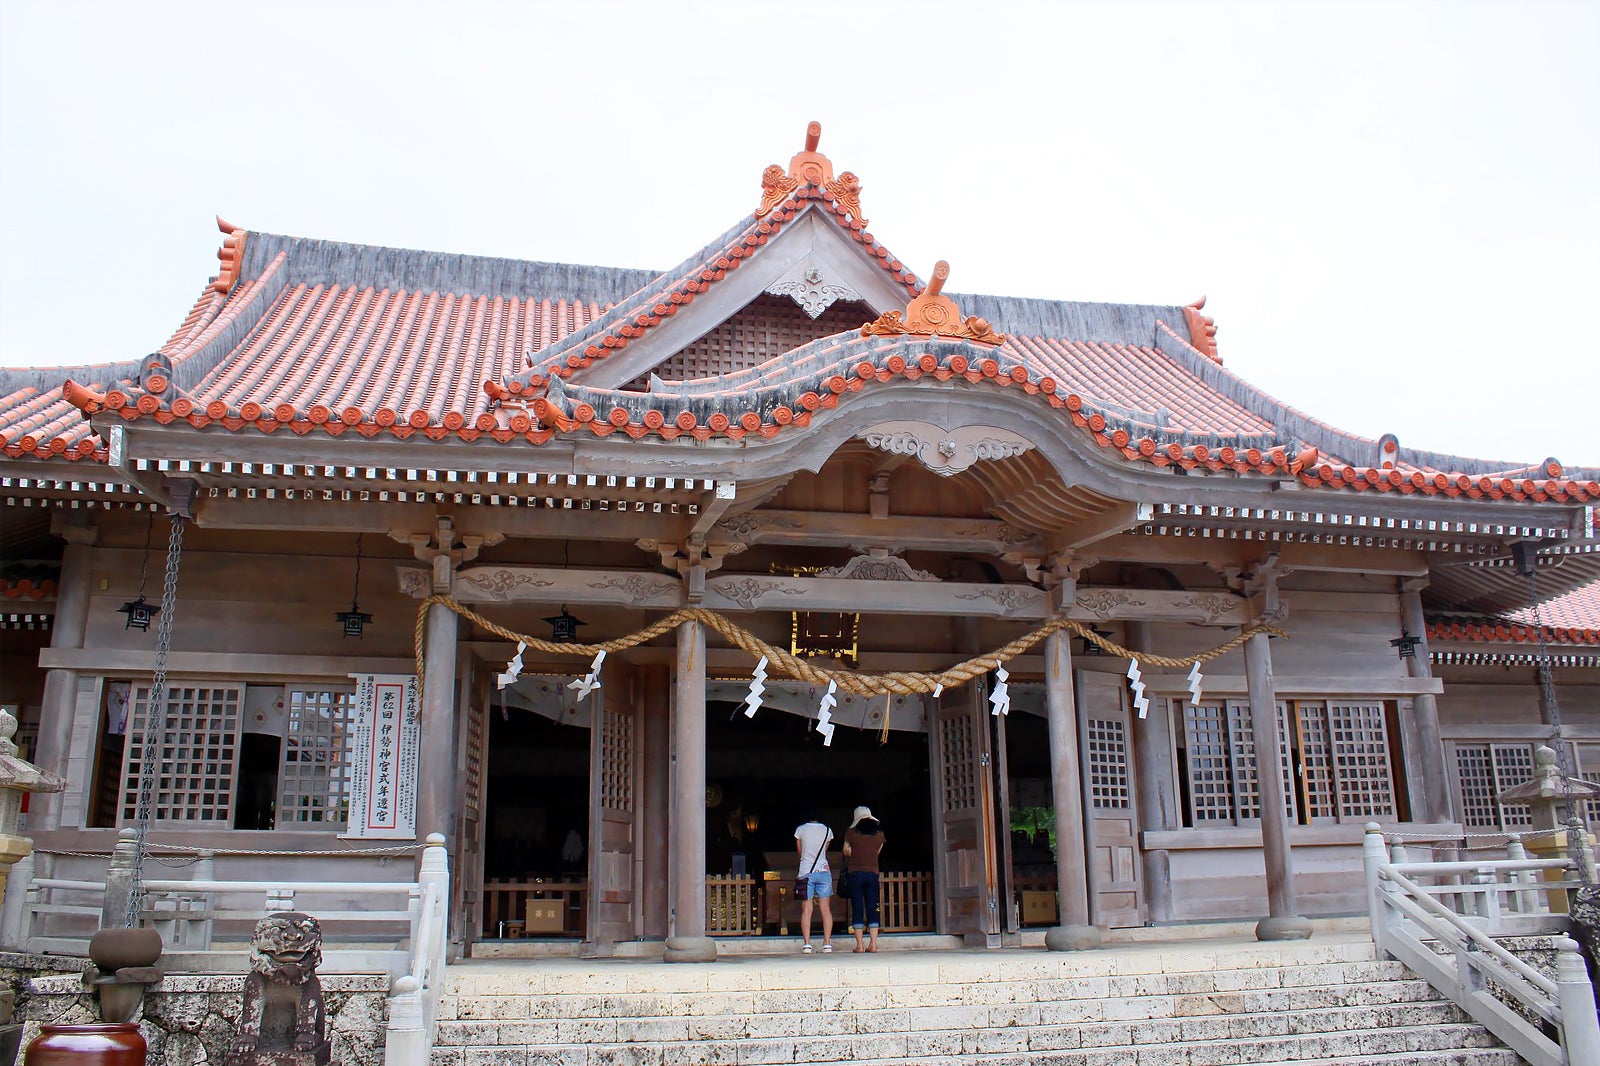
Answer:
[{"left": 341, "top": 673, "right": 421, "bottom": 839}]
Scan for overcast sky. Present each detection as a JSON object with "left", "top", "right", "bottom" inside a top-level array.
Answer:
[{"left": 1, "top": 0, "right": 1594, "bottom": 467}]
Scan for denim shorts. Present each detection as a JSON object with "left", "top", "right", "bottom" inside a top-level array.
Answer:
[{"left": 805, "top": 870, "right": 833, "bottom": 899}]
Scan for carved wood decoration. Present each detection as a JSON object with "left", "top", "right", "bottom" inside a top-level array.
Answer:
[
  {"left": 414, "top": 565, "right": 1247, "bottom": 623},
  {"left": 814, "top": 549, "right": 939, "bottom": 582},
  {"left": 860, "top": 261, "right": 1003, "bottom": 344},
  {"left": 859, "top": 420, "right": 1034, "bottom": 478},
  {"left": 765, "top": 263, "right": 863, "bottom": 319}
]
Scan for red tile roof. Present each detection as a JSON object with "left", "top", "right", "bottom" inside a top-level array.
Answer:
[
  {"left": 1, "top": 124, "right": 1596, "bottom": 508},
  {"left": 1428, "top": 580, "right": 1600, "bottom": 646}
]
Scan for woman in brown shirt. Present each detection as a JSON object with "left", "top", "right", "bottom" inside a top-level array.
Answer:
[{"left": 841, "top": 805, "right": 885, "bottom": 952}]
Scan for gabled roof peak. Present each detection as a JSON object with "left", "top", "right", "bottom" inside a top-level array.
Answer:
[{"left": 757, "top": 121, "right": 865, "bottom": 225}]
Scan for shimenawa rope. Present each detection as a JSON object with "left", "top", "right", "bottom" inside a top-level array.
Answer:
[{"left": 413, "top": 595, "right": 1287, "bottom": 700}]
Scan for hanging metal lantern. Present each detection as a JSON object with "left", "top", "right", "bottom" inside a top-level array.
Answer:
[
  {"left": 118, "top": 509, "right": 161, "bottom": 632},
  {"left": 335, "top": 534, "right": 372, "bottom": 638},
  {"left": 1389, "top": 630, "right": 1421, "bottom": 659},
  {"left": 545, "top": 606, "right": 585, "bottom": 643}
]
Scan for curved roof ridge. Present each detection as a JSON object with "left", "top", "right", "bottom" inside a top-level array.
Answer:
[
  {"left": 1150, "top": 320, "right": 1594, "bottom": 477},
  {"left": 526, "top": 211, "right": 766, "bottom": 376},
  {"left": 951, "top": 292, "right": 1188, "bottom": 347},
  {"left": 235, "top": 230, "right": 659, "bottom": 308},
  {"left": 161, "top": 252, "right": 294, "bottom": 395}
]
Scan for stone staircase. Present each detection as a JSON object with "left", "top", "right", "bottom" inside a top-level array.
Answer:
[{"left": 433, "top": 934, "right": 1517, "bottom": 1066}]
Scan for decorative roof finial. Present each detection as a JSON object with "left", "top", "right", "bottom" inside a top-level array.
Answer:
[
  {"left": 211, "top": 215, "right": 247, "bottom": 294},
  {"left": 1183, "top": 297, "right": 1220, "bottom": 363},
  {"left": 756, "top": 121, "right": 866, "bottom": 224},
  {"left": 861, "top": 261, "right": 1004, "bottom": 345}
]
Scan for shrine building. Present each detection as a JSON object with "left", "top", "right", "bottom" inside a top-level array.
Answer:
[{"left": 1, "top": 123, "right": 1596, "bottom": 959}]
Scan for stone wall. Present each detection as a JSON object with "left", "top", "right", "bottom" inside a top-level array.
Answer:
[{"left": 16, "top": 970, "right": 389, "bottom": 1066}]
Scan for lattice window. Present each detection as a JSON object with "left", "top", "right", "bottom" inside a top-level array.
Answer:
[
  {"left": 277, "top": 688, "right": 357, "bottom": 826},
  {"left": 1453, "top": 742, "right": 1536, "bottom": 831},
  {"left": 463, "top": 703, "right": 486, "bottom": 826},
  {"left": 1294, "top": 701, "right": 1338, "bottom": 819},
  {"left": 1182, "top": 702, "right": 1235, "bottom": 823},
  {"left": 1087, "top": 718, "right": 1130, "bottom": 810},
  {"left": 599, "top": 709, "right": 634, "bottom": 812},
  {"left": 1229, "top": 701, "right": 1296, "bottom": 822},
  {"left": 1455, "top": 744, "right": 1500, "bottom": 829},
  {"left": 1182, "top": 698, "right": 1393, "bottom": 827},
  {"left": 1328, "top": 702, "right": 1396, "bottom": 819},
  {"left": 626, "top": 295, "right": 875, "bottom": 386},
  {"left": 1492, "top": 744, "right": 1535, "bottom": 828},
  {"left": 939, "top": 713, "right": 977, "bottom": 811},
  {"left": 120, "top": 684, "right": 244, "bottom": 825}
]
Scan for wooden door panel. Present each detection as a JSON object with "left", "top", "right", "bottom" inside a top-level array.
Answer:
[
  {"left": 1076, "top": 671, "right": 1145, "bottom": 929},
  {"left": 586, "top": 661, "right": 637, "bottom": 950},
  {"left": 930, "top": 688, "right": 999, "bottom": 937},
  {"left": 457, "top": 677, "right": 490, "bottom": 953}
]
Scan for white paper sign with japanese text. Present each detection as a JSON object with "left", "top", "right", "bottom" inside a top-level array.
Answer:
[{"left": 341, "top": 673, "right": 421, "bottom": 839}]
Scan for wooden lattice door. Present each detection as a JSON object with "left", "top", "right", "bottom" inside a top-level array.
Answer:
[
  {"left": 928, "top": 688, "right": 1000, "bottom": 938},
  {"left": 455, "top": 678, "right": 490, "bottom": 954},
  {"left": 1076, "top": 671, "right": 1145, "bottom": 928},
  {"left": 586, "top": 662, "right": 638, "bottom": 950}
]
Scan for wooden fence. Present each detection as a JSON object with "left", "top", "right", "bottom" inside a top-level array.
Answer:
[
  {"left": 477, "top": 870, "right": 938, "bottom": 939},
  {"left": 877, "top": 871, "right": 935, "bottom": 932},
  {"left": 706, "top": 875, "right": 759, "bottom": 934},
  {"left": 480, "top": 880, "right": 587, "bottom": 939}
]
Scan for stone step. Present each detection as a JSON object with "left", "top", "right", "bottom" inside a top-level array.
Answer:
[
  {"left": 444, "top": 963, "right": 1426, "bottom": 1003},
  {"left": 437, "top": 997, "right": 1470, "bottom": 1047},
  {"left": 440, "top": 976, "right": 1450, "bottom": 1025},
  {"left": 430, "top": 936, "right": 1514, "bottom": 1066},
  {"left": 434, "top": 1022, "right": 1511, "bottom": 1066},
  {"left": 444, "top": 943, "right": 1391, "bottom": 997}
]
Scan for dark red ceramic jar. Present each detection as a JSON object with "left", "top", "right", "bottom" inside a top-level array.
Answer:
[{"left": 24, "top": 1023, "right": 146, "bottom": 1066}]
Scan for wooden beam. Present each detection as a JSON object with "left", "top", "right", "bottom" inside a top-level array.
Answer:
[
  {"left": 712, "top": 509, "right": 1045, "bottom": 555},
  {"left": 437, "top": 565, "right": 1250, "bottom": 623},
  {"left": 688, "top": 480, "right": 737, "bottom": 542},
  {"left": 1092, "top": 536, "right": 1430, "bottom": 576},
  {"left": 191, "top": 495, "right": 686, "bottom": 543},
  {"left": 1049, "top": 502, "right": 1154, "bottom": 552},
  {"left": 38, "top": 648, "right": 416, "bottom": 678},
  {"left": 1142, "top": 674, "right": 1444, "bottom": 697}
]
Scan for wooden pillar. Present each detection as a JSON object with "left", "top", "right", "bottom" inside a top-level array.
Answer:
[
  {"left": 1125, "top": 620, "right": 1176, "bottom": 923},
  {"left": 33, "top": 522, "right": 95, "bottom": 831},
  {"left": 1043, "top": 629, "right": 1100, "bottom": 951},
  {"left": 1243, "top": 630, "right": 1311, "bottom": 940},
  {"left": 639, "top": 664, "right": 671, "bottom": 940},
  {"left": 1398, "top": 582, "right": 1452, "bottom": 823},
  {"left": 664, "top": 618, "right": 715, "bottom": 962},
  {"left": 417, "top": 599, "right": 458, "bottom": 845}
]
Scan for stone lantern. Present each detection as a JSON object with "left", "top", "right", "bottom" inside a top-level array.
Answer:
[
  {"left": 0, "top": 707, "right": 65, "bottom": 907},
  {"left": 0, "top": 707, "right": 65, "bottom": 1057},
  {"left": 1496, "top": 745, "right": 1600, "bottom": 915}
]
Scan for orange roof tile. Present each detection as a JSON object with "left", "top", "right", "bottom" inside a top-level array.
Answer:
[{"left": 1428, "top": 580, "right": 1600, "bottom": 647}]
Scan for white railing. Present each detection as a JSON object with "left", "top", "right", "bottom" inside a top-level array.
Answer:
[
  {"left": 1363, "top": 824, "right": 1600, "bottom": 1066},
  {"left": 1, "top": 832, "right": 452, "bottom": 1066},
  {"left": 384, "top": 833, "right": 449, "bottom": 1066},
  {"left": 1, "top": 852, "right": 105, "bottom": 954}
]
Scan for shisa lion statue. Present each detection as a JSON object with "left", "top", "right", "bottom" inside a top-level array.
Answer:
[{"left": 227, "top": 912, "right": 333, "bottom": 1066}]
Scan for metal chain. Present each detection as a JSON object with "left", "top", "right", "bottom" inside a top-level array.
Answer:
[
  {"left": 126, "top": 513, "right": 185, "bottom": 925},
  {"left": 135, "top": 507, "right": 154, "bottom": 599}
]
